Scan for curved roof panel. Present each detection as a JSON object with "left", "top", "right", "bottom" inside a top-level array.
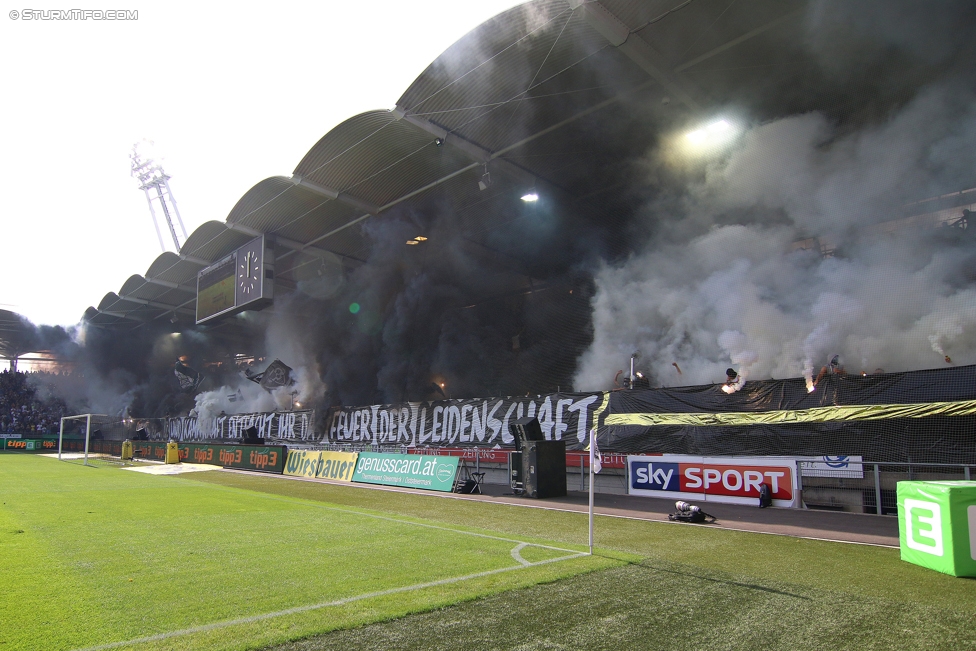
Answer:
[
  {"left": 84, "top": 0, "right": 960, "bottom": 339},
  {"left": 225, "top": 176, "right": 361, "bottom": 246}
]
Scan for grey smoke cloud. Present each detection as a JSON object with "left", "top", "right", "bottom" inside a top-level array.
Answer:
[{"left": 574, "top": 83, "right": 976, "bottom": 390}]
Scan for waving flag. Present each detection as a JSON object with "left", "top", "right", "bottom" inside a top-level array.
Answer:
[{"left": 588, "top": 428, "right": 602, "bottom": 474}]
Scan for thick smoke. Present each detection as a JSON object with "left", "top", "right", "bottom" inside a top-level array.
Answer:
[
  {"left": 191, "top": 306, "right": 328, "bottom": 422},
  {"left": 574, "top": 83, "right": 976, "bottom": 390},
  {"left": 16, "top": 2, "right": 976, "bottom": 415}
]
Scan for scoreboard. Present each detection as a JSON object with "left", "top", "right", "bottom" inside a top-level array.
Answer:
[{"left": 196, "top": 235, "right": 274, "bottom": 324}]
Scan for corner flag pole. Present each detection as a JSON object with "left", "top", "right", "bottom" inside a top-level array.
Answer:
[{"left": 588, "top": 428, "right": 595, "bottom": 555}]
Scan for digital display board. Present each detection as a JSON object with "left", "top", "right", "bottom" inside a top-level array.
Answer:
[
  {"left": 196, "top": 252, "right": 237, "bottom": 322},
  {"left": 196, "top": 235, "right": 274, "bottom": 324}
]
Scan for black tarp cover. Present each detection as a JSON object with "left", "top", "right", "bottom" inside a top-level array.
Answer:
[{"left": 601, "top": 365, "right": 976, "bottom": 463}]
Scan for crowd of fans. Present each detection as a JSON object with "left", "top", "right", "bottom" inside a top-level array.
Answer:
[{"left": 0, "top": 370, "right": 69, "bottom": 435}]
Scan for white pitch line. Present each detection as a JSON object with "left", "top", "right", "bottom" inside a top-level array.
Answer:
[
  {"left": 199, "top": 481, "right": 587, "bottom": 556},
  {"left": 73, "top": 548, "right": 588, "bottom": 651}
]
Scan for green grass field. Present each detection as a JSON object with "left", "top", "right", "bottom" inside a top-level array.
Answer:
[
  {"left": 4, "top": 454, "right": 976, "bottom": 651},
  {"left": 0, "top": 455, "right": 621, "bottom": 651}
]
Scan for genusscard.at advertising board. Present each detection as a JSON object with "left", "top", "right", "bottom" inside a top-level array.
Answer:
[
  {"left": 628, "top": 455, "right": 799, "bottom": 508},
  {"left": 352, "top": 453, "right": 459, "bottom": 492}
]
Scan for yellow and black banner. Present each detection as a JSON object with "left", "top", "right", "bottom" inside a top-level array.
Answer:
[
  {"left": 284, "top": 450, "right": 358, "bottom": 482},
  {"left": 604, "top": 366, "right": 976, "bottom": 463},
  {"left": 606, "top": 398, "right": 976, "bottom": 427}
]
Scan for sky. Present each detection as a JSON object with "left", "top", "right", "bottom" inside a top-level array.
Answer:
[{"left": 0, "top": 0, "right": 522, "bottom": 327}]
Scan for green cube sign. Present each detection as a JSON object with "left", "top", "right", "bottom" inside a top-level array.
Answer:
[
  {"left": 352, "top": 453, "right": 459, "bottom": 492},
  {"left": 897, "top": 481, "right": 976, "bottom": 577}
]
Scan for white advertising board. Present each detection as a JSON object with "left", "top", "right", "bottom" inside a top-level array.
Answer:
[{"left": 628, "top": 454, "right": 799, "bottom": 508}]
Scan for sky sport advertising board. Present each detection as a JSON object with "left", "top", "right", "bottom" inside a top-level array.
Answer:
[
  {"left": 352, "top": 452, "right": 459, "bottom": 492},
  {"left": 628, "top": 455, "right": 799, "bottom": 508}
]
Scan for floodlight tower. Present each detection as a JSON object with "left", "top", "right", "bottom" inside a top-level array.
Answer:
[{"left": 130, "top": 141, "right": 188, "bottom": 253}]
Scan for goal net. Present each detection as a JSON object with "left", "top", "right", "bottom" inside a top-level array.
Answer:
[{"left": 58, "top": 414, "right": 130, "bottom": 466}]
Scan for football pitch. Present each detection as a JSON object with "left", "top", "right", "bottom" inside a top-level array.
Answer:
[
  {"left": 0, "top": 455, "right": 619, "bottom": 651},
  {"left": 4, "top": 454, "right": 976, "bottom": 651}
]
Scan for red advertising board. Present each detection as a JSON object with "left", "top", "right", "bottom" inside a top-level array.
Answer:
[{"left": 628, "top": 455, "right": 798, "bottom": 507}]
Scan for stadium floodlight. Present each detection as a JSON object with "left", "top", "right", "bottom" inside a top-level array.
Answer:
[
  {"left": 478, "top": 163, "right": 491, "bottom": 191},
  {"left": 130, "top": 140, "right": 188, "bottom": 254},
  {"left": 682, "top": 118, "right": 739, "bottom": 154}
]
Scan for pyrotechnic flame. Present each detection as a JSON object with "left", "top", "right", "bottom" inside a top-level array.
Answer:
[{"left": 721, "top": 385, "right": 734, "bottom": 394}]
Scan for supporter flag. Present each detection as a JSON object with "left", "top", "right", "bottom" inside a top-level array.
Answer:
[
  {"left": 259, "top": 359, "right": 293, "bottom": 391},
  {"left": 588, "top": 428, "right": 603, "bottom": 473},
  {"left": 174, "top": 360, "right": 203, "bottom": 393}
]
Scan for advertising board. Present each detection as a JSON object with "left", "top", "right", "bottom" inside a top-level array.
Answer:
[
  {"left": 798, "top": 455, "right": 864, "bottom": 478},
  {"left": 185, "top": 444, "right": 285, "bottom": 473},
  {"left": 284, "top": 449, "right": 358, "bottom": 482},
  {"left": 4, "top": 438, "right": 63, "bottom": 451},
  {"left": 405, "top": 446, "right": 628, "bottom": 469},
  {"left": 352, "top": 452, "right": 459, "bottom": 492},
  {"left": 628, "top": 455, "right": 798, "bottom": 507}
]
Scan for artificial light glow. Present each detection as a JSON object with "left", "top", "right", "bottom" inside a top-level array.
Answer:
[
  {"left": 707, "top": 119, "right": 731, "bottom": 133},
  {"left": 683, "top": 119, "right": 739, "bottom": 152},
  {"left": 521, "top": 192, "right": 538, "bottom": 202},
  {"left": 294, "top": 401, "right": 301, "bottom": 408},
  {"left": 414, "top": 236, "right": 427, "bottom": 241},
  {"left": 440, "top": 382, "right": 445, "bottom": 388},
  {"left": 406, "top": 240, "right": 419, "bottom": 245}
]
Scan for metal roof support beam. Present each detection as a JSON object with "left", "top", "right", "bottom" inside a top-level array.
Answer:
[
  {"left": 225, "top": 222, "right": 307, "bottom": 256},
  {"left": 113, "top": 294, "right": 196, "bottom": 315},
  {"left": 93, "top": 309, "right": 141, "bottom": 321},
  {"left": 673, "top": 7, "right": 805, "bottom": 73},
  {"left": 290, "top": 176, "right": 380, "bottom": 215},
  {"left": 574, "top": 0, "right": 701, "bottom": 112},
  {"left": 392, "top": 107, "right": 493, "bottom": 163},
  {"left": 179, "top": 253, "right": 210, "bottom": 266},
  {"left": 391, "top": 106, "right": 544, "bottom": 189},
  {"left": 143, "top": 276, "right": 194, "bottom": 292},
  {"left": 305, "top": 80, "right": 655, "bottom": 246},
  {"left": 224, "top": 222, "right": 364, "bottom": 265}
]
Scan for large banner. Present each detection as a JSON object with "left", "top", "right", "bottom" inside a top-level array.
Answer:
[
  {"left": 327, "top": 393, "right": 605, "bottom": 448},
  {"left": 284, "top": 449, "right": 358, "bottom": 482},
  {"left": 352, "top": 452, "right": 459, "bottom": 492},
  {"left": 628, "top": 454, "right": 799, "bottom": 508},
  {"left": 162, "top": 410, "right": 316, "bottom": 441},
  {"left": 604, "top": 366, "right": 976, "bottom": 462}
]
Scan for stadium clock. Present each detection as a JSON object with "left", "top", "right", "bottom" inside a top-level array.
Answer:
[{"left": 238, "top": 249, "right": 259, "bottom": 295}]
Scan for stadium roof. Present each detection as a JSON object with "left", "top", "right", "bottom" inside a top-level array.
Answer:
[
  {"left": 0, "top": 310, "right": 36, "bottom": 360},
  {"left": 83, "top": 0, "right": 968, "bottom": 335}
]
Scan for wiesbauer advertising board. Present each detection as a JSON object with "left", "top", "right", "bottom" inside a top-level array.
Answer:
[{"left": 284, "top": 450, "right": 358, "bottom": 482}]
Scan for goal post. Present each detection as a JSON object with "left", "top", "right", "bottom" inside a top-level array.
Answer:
[{"left": 58, "top": 414, "right": 121, "bottom": 466}]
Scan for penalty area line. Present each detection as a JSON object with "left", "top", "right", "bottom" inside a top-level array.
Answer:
[{"left": 72, "top": 549, "right": 588, "bottom": 651}]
